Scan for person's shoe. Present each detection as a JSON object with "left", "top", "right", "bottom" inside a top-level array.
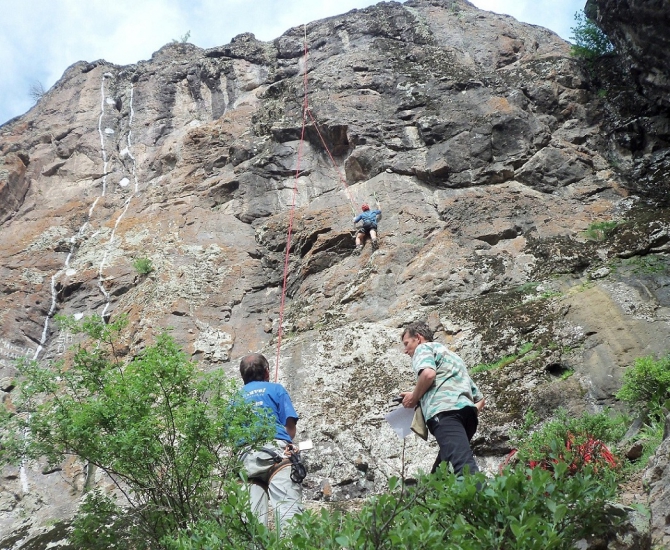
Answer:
[
  {"left": 371, "top": 239, "right": 379, "bottom": 250},
  {"left": 352, "top": 246, "right": 362, "bottom": 255}
]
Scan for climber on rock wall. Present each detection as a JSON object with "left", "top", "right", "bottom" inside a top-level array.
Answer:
[{"left": 353, "top": 201, "right": 381, "bottom": 254}]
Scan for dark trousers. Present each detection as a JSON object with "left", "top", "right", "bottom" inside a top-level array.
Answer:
[{"left": 426, "top": 406, "right": 479, "bottom": 476}]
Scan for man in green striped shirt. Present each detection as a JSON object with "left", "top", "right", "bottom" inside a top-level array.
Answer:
[{"left": 400, "top": 321, "right": 485, "bottom": 475}]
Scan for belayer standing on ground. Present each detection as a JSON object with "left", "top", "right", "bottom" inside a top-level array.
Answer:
[
  {"left": 399, "top": 321, "right": 485, "bottom": 477},
  {"left": 239, "top": 353, "right": 304, "bottom": 534},
  {"left": 353, "top": 202, "right": 381, "bottom": 254}
]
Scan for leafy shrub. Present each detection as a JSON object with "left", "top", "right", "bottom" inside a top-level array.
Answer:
[
  {"left": 69, "top": 490, "right": 134, "bottom": 549},
  {"left": 509, "top": 409, "right": 627, "bottom": 477},
  {"left": 1, "top": 315, "right": 274, "bottom": 549},
  {"left": 570, "top": 11, "right": 614, "bottom": 60},
  {"left": 172, "top": 465, "right": 620, "bottom": 550},
  {"left": 132, "top": 257, "right": 154, "bottom": 274},
  {"left": 616, "top": 354, "right": 670, "bottom": 418}
]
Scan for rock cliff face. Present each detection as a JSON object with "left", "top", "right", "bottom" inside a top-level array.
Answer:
[
  {"left": 1, "top": 0, "right": 669, "bottom": 546},
  {"left": 585, "top": 0, "right": 670, "bottom": 203}
]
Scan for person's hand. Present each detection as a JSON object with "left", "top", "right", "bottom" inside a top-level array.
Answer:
[
  {"left": 385, "top": 395, "right": 403, "bottom": 413},
  {"left": 400, "top": 391, "right": 418, "bottom": 409}
]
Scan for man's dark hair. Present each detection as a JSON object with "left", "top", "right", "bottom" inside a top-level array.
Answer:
[
  {"left": 240, "top": 353, "right": 270, "bottom": 384},
  {"left": 401, "top": 321, "right": 434, "bottom": 342}
]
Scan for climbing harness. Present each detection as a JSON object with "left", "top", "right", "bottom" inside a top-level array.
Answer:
[{"left": 249, "top": 443, "right": 308, "bottom": 486}]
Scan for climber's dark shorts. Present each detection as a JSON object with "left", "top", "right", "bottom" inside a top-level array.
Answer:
[{"left": 357, "top": 226, "right": 377, "bottom": 236}]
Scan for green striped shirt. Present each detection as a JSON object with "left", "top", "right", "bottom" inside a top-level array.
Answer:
[{"left": 412, "top": 342, "right": 482, "bottom": 422}]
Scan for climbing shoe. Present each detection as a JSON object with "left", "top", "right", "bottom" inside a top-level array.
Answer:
[
  {"left": 353, "top": 246, "right": 362, "bottom": 255},
  {"left": 372, "top": 240, "right": 379, "bottom": 250}
]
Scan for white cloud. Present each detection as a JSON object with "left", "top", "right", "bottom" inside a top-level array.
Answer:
[{"left": 0, "top": 0, "right": 585, "bottom": 125}]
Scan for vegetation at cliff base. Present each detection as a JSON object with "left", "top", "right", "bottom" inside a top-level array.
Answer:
[
  {"left": 0, "top": 314, "right": 273, "bottom": 549},
  {"left": 2, "top": 317, "right": 666, "bottom": 549},
  {"left": 172, "top": 464, "right": 619, "bottom": 550},
  {"left": 616, "top": 354, "right": 670, "bottom": 417}
]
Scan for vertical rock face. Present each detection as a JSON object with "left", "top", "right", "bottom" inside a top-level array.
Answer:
[
  {"left": 644, "top": 415, "right": 670, "bottom": 548},
  {"left": 588, "top": 0, "right": 670, "bottom": 110},
  {"left": 0, "top": 0, "right": 669, "bottom": 545},
  {"left": 585, "top": 0, "right": 670, "bottom": 203}
]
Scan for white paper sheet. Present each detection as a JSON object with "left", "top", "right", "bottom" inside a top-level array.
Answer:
[{"left": 384, "top": 406, "right": 415, "bottom": 439}]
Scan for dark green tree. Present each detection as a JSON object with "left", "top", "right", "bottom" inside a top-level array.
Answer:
[
  {"left": 0, "top": 315, "right": 273, "bottom": 549},
  {"left": 570, "top": 11, "right": 615, "bottom": 60}
]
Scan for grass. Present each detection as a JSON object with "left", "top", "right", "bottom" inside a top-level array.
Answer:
[
  {"left": 471, "top": 342, "right": 535, "bottom": 375},
  {"left": 404, "top": 236, "right": 425, "bottom": 247},
  {"left": 624, "top": 255, "right": 669, "bottom": 275},
  {"left": 559, "top": 368, "right": 575, "bottom": 380},
  {"left": 515, "top": 282, "right": 540, "bottom": 294},
  {"left": 515, "top": 282, "right": 562, "bottom": 302},
  {"left": 568, "top": 280, "right": 595, "bottom": 295},
  {"left": 539, "top": 290, "right": 562, "bottom": 300},
  {"left": 132, "top": 257, "right": 154, "bottom": 275},
  {"left": 583, "top": 220, "right": 618, "bottom": 241},
  {"left": 626, "top": 419, "right": 665, "bottom": 473}
]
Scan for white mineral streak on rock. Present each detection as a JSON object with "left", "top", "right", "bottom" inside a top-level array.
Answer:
[
  {"left": 128, "top": 85, "right": 139, "bottom": 192},
  {"left": 20, "top": 422, "right": 30, "bottom": 494},
  {"left": 33, "top": 274, "right": 58, "bottom": 360},
  {"left": 98, "top": 76, "right": 109, "bottom": 196},
  {"left": 99, "top": 83, "right": 139, "bottom": 319}
]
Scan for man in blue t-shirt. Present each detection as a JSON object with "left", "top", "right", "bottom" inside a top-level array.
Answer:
[
  {"left": 353, "top": 203, "right": 382, "bottom": 254},
  {"left": 240, "top": 353, "right": 303, "bottom": 532}
]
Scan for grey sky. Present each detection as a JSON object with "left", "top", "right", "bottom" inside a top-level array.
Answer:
[{"left": 0, "top": 0, "right": 585, "bottom": 126}]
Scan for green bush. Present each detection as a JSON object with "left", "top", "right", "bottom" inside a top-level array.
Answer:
[
  {"left": 172, "top": 465, "right": 620, "bottom": 550},
  {"left": 1, "top": 315, "right": 273, "bottom": 549},
  {"left": 69, "top": 490, "right": 134, "bottom": 549},
  {"left": 570, "top": 11, "right": 614, "bottom": 60},
  {"left": 132, "top": 257, "right": 154, "bottom": 274},
  {"left": 616, "top": 354, "right": 670, "bottom": 418},
  {"left": 509, "top": 409, "right": 628, "bottom": 476}
]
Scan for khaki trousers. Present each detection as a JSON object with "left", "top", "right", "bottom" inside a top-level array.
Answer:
[{"left": 243, "top": 440, "right": 303, "bottom": 533}]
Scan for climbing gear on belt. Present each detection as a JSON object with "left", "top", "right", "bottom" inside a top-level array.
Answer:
[{"left": 258, "top": 443, "right": 308, "bottom": 485}]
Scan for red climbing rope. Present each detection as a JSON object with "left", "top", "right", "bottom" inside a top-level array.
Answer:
[
  {"left": 274, "top": 27, "right": 310, "bottom": 383},
  {"left": 306, "top": 109, "right": 357, "bottom": 213},
  {"left": 273, "top": 27, "right": 363, "bottom": 381}
]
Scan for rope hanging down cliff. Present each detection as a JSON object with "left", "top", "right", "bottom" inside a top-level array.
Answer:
[{"left": 273, "top": 26, "right": 358, "bottom": 382}]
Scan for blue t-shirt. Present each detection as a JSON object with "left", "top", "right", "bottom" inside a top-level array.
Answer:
[
  {"left": 354, "top": 209, "right": 381, "bottom": 228},
  {"left": 241, "top": 381, "right": 298, "bottom": 442}
]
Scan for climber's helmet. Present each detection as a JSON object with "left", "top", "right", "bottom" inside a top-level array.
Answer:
[{"left": 361, "top": 204, "right": 370, "bottom": 211}]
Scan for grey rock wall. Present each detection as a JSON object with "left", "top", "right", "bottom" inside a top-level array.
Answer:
[{"left": 0, "top": 0, "right": 669, "bottom": 547}]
